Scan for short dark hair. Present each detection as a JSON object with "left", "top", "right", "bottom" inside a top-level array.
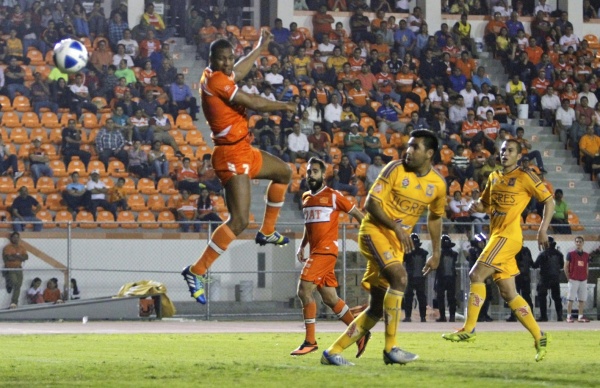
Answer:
[
  {"left": 504, "top": 138, "right": 522, "bottom": 153},
  {"left": 410, "top": 129, "right": 438, "bottom": 152},
  {"left": 308, "top": 157, "right": 326, "bottom": 173},
  {"left": 183, "top": 157, "right": 191, "bottom": 163},
  {"left": 209, "top": 39, "right": 233, "bottom": 60}
]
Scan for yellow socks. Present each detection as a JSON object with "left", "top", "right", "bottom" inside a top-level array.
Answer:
[
  {"left": 509, "top": 295, "right": 542, "bottom": 341},
  {"left": 383, "top": 289, "right": 404, "bottom": 352},
  {"left": 464, "top": 282, "right": 486, "bottom": 332},
  {"left": 327, "top": 310, "right": 379, "bottom": 355}
]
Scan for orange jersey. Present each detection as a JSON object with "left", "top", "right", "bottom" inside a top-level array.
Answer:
[
  {"left": 525, "top": 46, "right": 543, "bottom": 65},
  {"left": 574, "top": 65, "right": 593, "bottom": 83},
  {"left": 301, "top": 186, "right": 354, "bottom": 257},
  {"left": 531, "top": 78, "right": 550, "bottom": 96},
  {"left": 455, "top": 58, "right": 476, "bottom": 79},
  {"left": 375, "top": 72, "right": 395, "bottom": 94},
  {"left": 480, "top": 120, "right": 500, "bottom": 140},
  {"left": 200, "top": 68, "right": 248, "bottom": 145},
  {"left": 348, "top": 88, "right": 368, "bottom": 106},
  {"left": 289, "top": 30, "right": 306, "bottom": 47},
  {"left": 395, "top": 72, "right": 418, "bottom": 93},
  {"left": 461, "top": 120, "right": 481, "bottom": 138},
  {"left": 370, "top": 43, "right": 390, "bottom": 60},
  {"left": 348, "top": 57, "right": 366, "bottom": 74},
  {"left": 561, "top": 90, "right": 578, "bottom": 107}
]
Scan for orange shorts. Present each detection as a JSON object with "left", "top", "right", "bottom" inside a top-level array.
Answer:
[
  {"left": 212, "top": 139, "right": 263, "bottom": 185},
  {"left": 300, "top": 253, "right": 338, "bottom": 288}
]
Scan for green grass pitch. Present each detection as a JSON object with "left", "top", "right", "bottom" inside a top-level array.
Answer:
[{"left": 2, "top": 331, "right": 599, "bottom": 387}]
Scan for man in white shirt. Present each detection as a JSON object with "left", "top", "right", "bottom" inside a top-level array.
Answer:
[
  {"left": 559, "top": 26, "right": 579, "bottom": 52},
  {"left": 69, "top": 73, "right": 98, "bottom": 117},
  {"left": 459, "top": 81, "right": 479, "bottom": 110},
  {"left": 86, "top": 169, "right": 117, "bottom": 219},
  {"left": 477, "top": 83, "right": 496, "bottom": 103},
  {"left": 287, "top": 123, "right": 312, "bottom": 162},
  {"left": 112, "top": 44, "right": 134, "bottom": 67},
  {"left": 555, "top": 98, "right": 576, "bottom": 145},
  {"left": 324, "top": 93, "right": 343, "bottom": 134},
  {"left": 260, "top": 85, "right": 277, "bottom": 102},
  {"left": 429, "top": 84, "right": 449, "bottom": 109},
  {"left": 264, "top": 64, "right": 284, "bottom": 90},
  {"left": 365, "top": 154, "right": 384, "bottom": 190},
  {"left": 317, "top": 35, "right": 336, "bottom": 59},
  {"left": 448, "top": 95, "right": 468, "bottom": 127},
  {"left": 534, "top": 0, "right": 552, "bottom": 18},
  {"left": 578, "top": 82, "right": 598, "bottom": 109},
  {"left": 118, "top": 29, "right": 140, "bottom": 58},
  {"left": 407, "top": 7, "right": 423, "bottom": 33},
  {"left": 541, "top": 86, "right": 561, "bottom": 126},
  {"left": 241, "top": 78, "right": 260, "bottom": 95}
]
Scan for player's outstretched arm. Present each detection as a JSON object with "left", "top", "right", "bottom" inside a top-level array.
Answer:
[
  {"left": 537, "top": 197, "right": 555, "bottom": 251},
  {"left": 423, "top": 212, "right": 442, "bottom": 275},
  {"left": 232, "top": 90, "right": 296, "bottom": 113},
  {"left": 234, "top": 29, "right": 273, "bottom": 82}
]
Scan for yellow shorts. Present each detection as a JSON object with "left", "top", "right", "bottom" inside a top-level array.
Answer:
[
  {"left": 477, "top": 235, "right": 520, "bottom": 281},
  {"left": 359, "top": 225, "right": 404, "bottom": 291}
]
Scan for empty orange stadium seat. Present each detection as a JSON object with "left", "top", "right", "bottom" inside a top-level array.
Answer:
[
  {"left": 329, "top": 147, "right": 342, "bottom": 164},
  {"left": 448, "top": 179, "right": 462, "bottom": 195},
  {"left": 158, "top": 177, "right": 178, "bottom": 194},
  {"left": 40, "top": 143, "right": 59, "bottom": 160},
  {"left": 0, "top": 210, "right": 11, "bottom": 228},
  {"left": 158, "top": 210, "right": 178, "bottom": 229},
  {"left": 22, "top": 112, "right": 42, "bottom": 129},
  {"left": 383, "top": 147, "right": 399, "bottom": 160},
  {"left": 175, "top": 113, "right": 195, "bottom": 130},
  {"left": 179, "top": 144, "right": 195, "bottom": 158},
  {"left": 67, "top": 158, "right": 88, "bottom": 176},
  {"left": 76, "top": 210, "right": 96, "bottom": 228},
  {"left": 86, "top": 160, "right": 106, "bottom": 176},
  {"left": 567, "top": 211, "right": 584, "bottom": 231},
  {"left": 12, "top": 96, "right": 32, "bottom": 112},
  {"left": 92, "top": 96, "right": 111, "bottom": 113},
  {"left": 107, "top": 160, "right": 127, "bottom": 177},
  {"left": 0, "top": 95, "right": 13, "bottom": 111},
  {"left": 45, "top": 193, "right": 66, "bottom": 211},
  {"left": 138, "top": 210, "right": 159, "bottom": 229},
  {"left": 36, "top": 209, "right": 55, "bottom": 228},
  {"left": 525, "top": 212, "right": 542, "bottom": 228},
  {"left": 147, "top": 194, "right": 166, "bottom": 211},
  {"left": 15, "top": 176, "right": 36, "bottom": 193},
  {"left": 359, "top": 117, "right": 376, "bottom": 130},
  {"left": 167, "top": 193, "right": 182, "bottom": 209},
  {"left": 333, "top": 132, "right": 345, "bottom": 147},
  {"left": 118, "top": 211, "right": 138, "bottom": 228},
  {"left": 195, "top": 145, "right": 213, "bottom": 159},
  {"left": 462, "top": 179, "right": 480, "bottom": 196},
  {"left": 98, "top": 210, "right": 118, "bottom": 229},
  {"left": 127, "top": 194, "right": 147, "bottom": 211},
  {"left": 41, "top": 112, "right": 61, "bottom": 129},
  {"left": 440, "top": 145, "right": 455, "bottom": 165},
  {"left": 248, "top": 114, "right": 262, "bottom": 129},
  {"left": 241, "top": 26, "right": 259, "bottom": 41},
  {"left": 54, "top": 210, "right": 73, "bottom": 228},
  {"left": 82, "top": 113, "right": 100, "bottom": 129},
  {"left": 185, "top": 129, "right": 205, "bottom": 146},
  {"left": 355, "top": 163, "right": 368, "bottom": 179},
  {"left": 9, "top": 127, "right": 28, "bottom": 143},
  {"left": 136, "top": 178, "right": 157, "bottom": 195},
  {"left": 121, "top": 177, "right": 136, "bottom": 194}
]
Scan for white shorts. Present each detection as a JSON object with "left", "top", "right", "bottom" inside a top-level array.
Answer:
[{"left": 567, "top": 279, "right": 588, "bottom": 302}]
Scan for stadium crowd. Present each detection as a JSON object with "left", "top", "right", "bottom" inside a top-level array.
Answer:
[{"left": 0, "top": 0, "right": 596, "bottom": 233}]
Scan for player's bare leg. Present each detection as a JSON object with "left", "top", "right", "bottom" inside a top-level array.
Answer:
[
  {"left": 183, "top": 175, "right": 252, "bottom": 304},
  {"left": 291, "top": 280, "right": 320, "bottom": 355},
  {"left": 254, "top": 151, "right": 292, "bottom": 246}
]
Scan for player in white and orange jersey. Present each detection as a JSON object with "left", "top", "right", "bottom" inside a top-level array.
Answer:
[{"left": 291, "top": 157, "right": 370, "bottom": 358}]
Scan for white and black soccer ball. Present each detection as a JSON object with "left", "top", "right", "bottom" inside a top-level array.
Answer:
[{"left": 53, "top": 39, "right": 89, "bottom": 74}]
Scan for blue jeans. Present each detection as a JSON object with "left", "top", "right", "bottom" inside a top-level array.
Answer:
[
  {"left": 13, "top": 216, "right": 42, "bottom": 232},
  {"left": 30, "top": 163, "right": 53, "bottom": 184},
  {"left": 33, "top": 101, "right": 59, "bottom": 115},
  {"left": 331, "top": 181, "right": 358, "bottom": 196},
  {"left": 7, "top": 84, "right": 30, "bottom": 100},
  {"left": 152, "top": 160, "right": 169, "bottom": 179},
  {"left": 345, "top": 151, "right": 371, "bottom": 169},
  {"left": 134, "top": 127, "right": 154, "bottom": 143}
]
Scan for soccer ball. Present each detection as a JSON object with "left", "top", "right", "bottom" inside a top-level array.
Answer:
[{"left": 53, "top": 39, "right": 89, "bottom": 74}]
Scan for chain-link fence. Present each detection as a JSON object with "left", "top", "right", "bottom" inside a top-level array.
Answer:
[{"left": 1, "top": 222, "right": 598, "bottom": 321}]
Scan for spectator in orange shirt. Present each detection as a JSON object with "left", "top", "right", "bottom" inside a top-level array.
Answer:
[
  {"left": 178, "top": 157, "right": 200, "bottom": 195},
  {"left": 461, "top": 110, "right": 483, "bottom": 145},
  {"left": 108, "top": 177, "right": 129, "bottom": 212},
  {"left": 348, "top": 79, "right": 377, "bottom": 120},
  {"left": 197, "top": 18, "right": 217, "bottom": 61},
  {"left": 579, "top": 125, "right": 600, "bottom": 174},
  {"left": 139, "top": 29, "right": 161, "bottom": 59},
  {"left": 177, "top": 189, "right": 200, "bottom": 233},
  {"left": 485, "top": 12, "right": 507, "bottom": 49},
  {"left": 43, "top": 278, "right": 63, "bottom": 304},
  {"left": 289, "top": 22, "right": 306, "bottom": 48},
  {"left": 312, "top": 5, "right": 335, "bottom": 43},
  {"left": 525, "top": 37, "right": 543, "bottom": 66},
  {"left": 356, "top": 63, "right": 378, "bottom": 96},
  {"left": 480, "top": 110, "right": 501, "bottom": 153},
  {"left": 455, "top": 51, "right": 476, "bottom": 80}
]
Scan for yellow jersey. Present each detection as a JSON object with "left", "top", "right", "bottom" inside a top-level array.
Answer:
[
  {"left": 481, "top": 167, "right": 552, "bottom": 240},
  {"left": 362, "top": 161, "right": 447, "bottom": 235}
]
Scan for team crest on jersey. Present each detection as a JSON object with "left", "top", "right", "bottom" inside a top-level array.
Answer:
[
  {"left": 426, "top": 184, "right": 435, "bottom": 197},
  {"left": 383, "top": 251, "right": 393, "bottom": 261},
  {"left": 224, "top": 85, "right": 231, "bottom": 92},
  {"left": 320, "top": 198, "right": 328, "bottom": 204},
  {"left": 373, "top": 183, "right": 383, "bottom": 193},
  {"left": 402, "top": 177, "right": 410, "bottom": 188},
  {"left": 508, "top": 178, "right": 516, "bottom": 187}
]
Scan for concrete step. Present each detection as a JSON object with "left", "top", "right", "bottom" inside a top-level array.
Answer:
[
  {"left": 543, "top": 164, "right": 584, "bottom": 174},
  {"left": 545, "top": 178, "right": 598, "bottom": 189}
]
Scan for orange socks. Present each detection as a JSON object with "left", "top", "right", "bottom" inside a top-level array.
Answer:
[
  {"left": 332, "top": 299, "right": 354, "bottom": 325},
  {"left": 303, "top": 301, "right": 317, "bottom": 344},
  {"left": 191, "top": 223, "right": 236, "bottom": 275},
  {"left": 259, "top": 182, "right": 287, "bottom": 236}
]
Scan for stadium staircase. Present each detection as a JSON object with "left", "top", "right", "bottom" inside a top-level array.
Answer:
[{"left": 477, "top": 51, "right": 599, "bottom": 228}]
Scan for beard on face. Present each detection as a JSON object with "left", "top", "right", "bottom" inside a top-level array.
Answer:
[{"left": 308, "top": 176, "right": 323, "bottom": 191}]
